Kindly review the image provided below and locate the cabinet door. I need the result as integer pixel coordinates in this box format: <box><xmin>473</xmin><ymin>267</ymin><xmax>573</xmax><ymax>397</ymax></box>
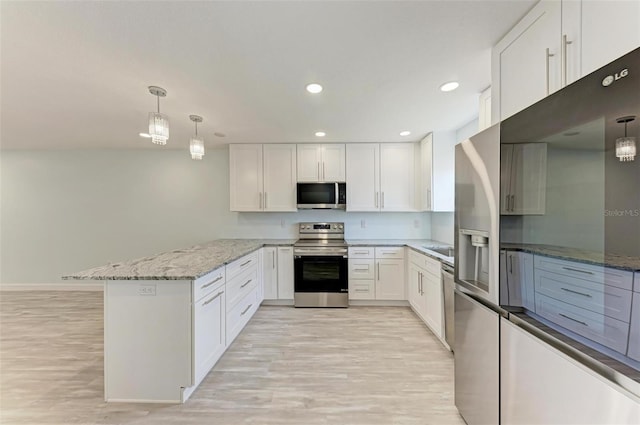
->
<box><xmin>229</xmin><ymin>144</ymin><xmax>263</xmax><ymax>211</ymax></box>
<box><xmin>580</xmin><ymin>0</ymin><xmax>640</xmax><ymax>78</ymax></box>
<box><xmin>379</xmin><ymin>143</ymin><xmax>416</xmax><ymax>211</ymax></box>
<box><xmin>408</xmin><ymin>264</ymin><xmax>422</xmax><ymax>310</ymax></box>
<box><xmin>263</xmin><ymin>144</ymin><xmax>297</xmax><ymax>211</ymax></box>
<box><xmin>423</xmin><ymin>271</ymin><xmax>443</xmax><ymax>338</ymax></box>
<box><xmin>296</xmin><ymin>144</ymin><xmax>322</xmax><ymax>182</ymax></box>
<box><xmin>506</xmin><ymin>251</ymin><xmax>537</xmax><ymax>311</ymax></box>
<box><xmin>321</xmin><ymin>144</ymin><xmax>346</xmax><ymax>182</ymax></box>
<box><xmin>420</xmin><ymin>134</ymin><xmax>433</xmax><ymax>211</ymax></box>
<box><xmin>346</xmin><ymin>144</ymin><xmax>380</xmax><ymax>211</ymax></box>
<box><xmin>495</xmin><ymin>0</ymin><xmax>562</xmax><ymax>121</ymax></box>
<box><xmin>262</xmin><ymin>247</ymin><xmax>278</xmax><ymax>300</ymax></box>
<box><xmin>509</xmin><ymin>143</ymin><xmax>547</xmax><ymax>215</ymax></box>
<box><xmin>375</xmin><ymin>259</ymin><xmax>405</xmax><ymax>300</ymax></box>
<box><xmin>277</xmin><ymin>247</ymin><xmax>294</xmax><ymax>299</ymax></box>
<box><xmin>193</xmin><ymin>289</ymin><xmax>226</xmax><ymax>384</ymax></box>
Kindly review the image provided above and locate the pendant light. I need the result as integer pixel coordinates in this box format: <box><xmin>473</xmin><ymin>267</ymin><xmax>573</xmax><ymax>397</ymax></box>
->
<box><xmin>148</xmin><ymin>86</ymin><xmax>169</xmax><ymax>145</ymax></box>
<box><xmin>615</xmin><ymin>116</ymin><xmax>636</xmax><ymax>162</ymax></box>
<box><xmin>189</xmin><ymin>115</ymin><xmax>205</xmax><ymax>160</ymax></box>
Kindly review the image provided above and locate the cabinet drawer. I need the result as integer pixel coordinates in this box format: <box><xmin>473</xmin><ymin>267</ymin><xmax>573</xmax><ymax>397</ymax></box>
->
<box><xmin>534</xmin><ymin>256</ymin><xmax>633</xmax><ymax>291</ymax></box>
<box><xmin>226</xmin><ymin>251</ymin><xmax>259</xmax><ymax>282</ymax></box>
<box><xmin>349</xmin><ymin>280</ymin><xmax>375</xmax><ymax>300</ymax></box>
<box><xmin>349</xmin><ymin>259</ymin><xmax>375</xmax><ymax>280</ymax></box>
<box><xmin>348</xmin><ymin>247</ymin><xmax>375</xmax><ymax>259</ymax></box>
<box><xmin>534</xmin><ymin>270</ymin><xmax>632</xmax><ymax>322</ymax></box>
<box><xmin>409</xmin><ymin>250</ymin><xmax>441</xmax><ymax>277</ymax></box>
<box><xmin>536</xmin><ymin>293</ymin><xmax>630</xmax><ymax>354</ymax></box>
<box><xmin>375</xmin><ymin>247</ymin><xmax>404</xmax><ymax>259</ymax></box>
<box><xmin>226</xmin><ymin>287</ymin><xmax>259</xmax><ymax>346</ymax></box>
<box><xmin>226</xmin><ymin>266</ymin><xmax>258</xmax><ymax>312</ymax></box>
<box><xmin>193</xmin><ymin>267</ymin><xmax>225</xmax><ymax>302</ymax></box>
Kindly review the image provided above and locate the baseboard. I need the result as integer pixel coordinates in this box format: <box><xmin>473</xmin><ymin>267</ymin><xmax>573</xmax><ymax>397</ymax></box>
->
<box><xmin>261</xmin><ymin>299</ymin><xmax>295</xmax><ymax>306</ymax></box>
<box><xmin>0</xmin><ymin>282</ymin><xmax>104</xmax><ymax>291</ymax></box>
<box><xmin>348</xmin><ymin>300</ymin><xmax>410</xmax><ymax>307</ymax></box>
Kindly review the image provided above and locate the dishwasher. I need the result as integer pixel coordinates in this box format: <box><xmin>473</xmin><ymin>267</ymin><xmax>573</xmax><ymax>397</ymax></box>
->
<box><xmin>441</xmin><ymin>263</ymin><xmax>455</xmax><ymax>350</ymax></box>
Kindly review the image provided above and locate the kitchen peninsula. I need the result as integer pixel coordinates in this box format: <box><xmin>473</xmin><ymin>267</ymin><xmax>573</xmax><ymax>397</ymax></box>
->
<box><xmin>64</xmin><ymin>238</ymin><xmax>453</xmax><ymax>403</ymax></box>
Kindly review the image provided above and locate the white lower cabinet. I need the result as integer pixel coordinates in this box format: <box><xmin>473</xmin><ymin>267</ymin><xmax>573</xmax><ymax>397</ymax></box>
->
<box><xmin>261</xmin><ymin>246</ymin><xmax>294</xmax><ymax>301</ymax></box>
<box><xmin>347</xmin><ymin>246</ymin><xmax>405</xmax><ymax>300</ymax></box>
<box><xmin>501</xmin><ymin>318</ymin><xmax>640</xmax><ymax>424</ymax></box>
<box><xmin>628</xmin><ymin>292</ymin><xmax>640</xmax><ymax>361</ymax></box>
<box><xmin>408</xmin><ymin>250</ymin><xmax>443</xmax><ymax>340</ymax></box>
<box><xmin>376</xmin><ymin>259</ymin><xmax>405</xmax><ymax>300</ymax></box>
<box><xmin>193</xmin><ymin>279</ymin><xmax>226</xmax><ymax>385</ymax></box>
<box><xmin>277</xmin><ymin>247</ymin><xmax>294</xmax><ymax>300</ymax></box>
<box><xmin>504</xmin><ymin>250</ymin><xmax>535</xmax><ymax>311</ymax></box>
<box><xmin>262</xmin><ymin>247</ymin><xmax>278</xmax><ymax>299</ymax></box>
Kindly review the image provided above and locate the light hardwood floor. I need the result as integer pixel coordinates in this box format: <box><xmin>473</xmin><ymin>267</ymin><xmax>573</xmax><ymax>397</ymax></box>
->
<box><xmin>0</xmin><ymin>291</ymin><xmax>464</xmax><ymax>425</ymax></box>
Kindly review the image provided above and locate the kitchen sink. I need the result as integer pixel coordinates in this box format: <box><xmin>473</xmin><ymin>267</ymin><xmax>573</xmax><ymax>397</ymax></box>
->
<box><xmin>423</xmin><ymin>246</ymin><xmax>455</xmax><ymax>257</ymax></box>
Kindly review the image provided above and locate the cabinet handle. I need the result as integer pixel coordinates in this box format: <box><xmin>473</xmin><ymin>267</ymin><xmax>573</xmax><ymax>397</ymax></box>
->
<box><xmin>375</xmin><ymin>192</ymin><xmax>379</xmax><ymax>208</ymax></box>
<box><xmin>545</xmin><ymin>48</ymin><xmax>555</xmax><ymax>95</ymax></box>
<box><xmin>355</xmin><ymin>289</ymin><xmax>368</xmax><ymax>293</ymax></box>
<box><xmin>272</xmin><ymin>251</ymin><xmax>275</xmax><ymax>268</ymax></box>
<box><xmin>561</xmin><ymin>287</ymin><xmax>592</xmax><ymax>298</ymax></box>
<box><xmin>354</xmin><ymin>251</ymin><xmax>369</xmax><ymax>255</ymax></box>
<box><xmin>203</xmin><ymin>291</ymin><xmax>224</xmax><ymax>306</ymax></box>
<box><xmin>354</xmin><ymin>267</ymin><xmax>369</xmax><ymax>271</ymax></box>
<box><xmin>201</xmin><ymin>275</ymin><xmax>223</xmax><ymax>289</ymax></box>
<box><xmin>240</xmin><ymin>259</ymin><xmax>252</xmax><ymax>267</ymax></box>
<box><xmin>427</xmin><ymin>189</ymin><xmax>431</xmax><ymax>209</ymax></box>
<box><xmin>561</xmin><ymin>266</ymin><xmax>594</xmax><ymax>275</ymax></box>
<box><xmin>559</xmin><ymin>313</ymin><xmax>588</xmax><ymax>327</ymax></box>
<box><xmin>241</xmin><ymin>304</ymin><xmax>253</xmax><ymax>315</ymax></box>
<box><xmin>562</xmin><ymin>34</ymin><xmax>573</xmax><ymax>87</ymax></box>
<box><xmin>318</xmin><ymin>162</ymin><xmax>321</xmax><ymax>181</ymax></box>
<box><xmin>510</xmin><ymin>195</ymin><xmax>515</xmax><ymax>212</ymax></box>
<box><xmin>418</xmin><ymin>273</ymin><xmax>422</xmax><ymax>294</ymax></box>
<box><xmin>241</xmin><ymin>279</ymin><xmax>252</xmax><ymax>288</ymax></box>
<box><xmin>259</xmin><ymin>192</ymin><xmax>263</xmax><ymax>210</ymax></box>
<box><xmin>377</xmin><ymin>262</ymin><xmax>380</xmax><ymax>280</ymax></box>
<box><xmin>505</xmin><ymin>195</ymin><xmax>510</xmax><ymax>212</ymax></box>
<box><xmin>264</xmin><ymin>192</ymin><xmax>267</xmax><ymax>209</ymax></box>
<box><xmin>509</xmin><ymin>255</ymin><xmax>513</xmax><ymax>274</ymax></box>
<box><xmin>323</xmin><ymin>162</ymin><xmax>326</xmax><ymax>181</ymax></box>
<box><xmin>382</xmin><ymin>192</ymin><xmax>385</xmax><ymax>209</ymax></box>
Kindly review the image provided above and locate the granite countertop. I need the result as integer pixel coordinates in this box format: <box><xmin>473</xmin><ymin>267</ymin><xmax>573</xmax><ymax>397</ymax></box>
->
<box><xmin>63</xmin><ymin>239</ymin><xmax>296</xmax><ymax>281</ymax></box>
<box><xmin>347</xmin><ymin>239</ymin><xmax>455</xmax><ymax>266</ymax></box>
<box><xmin>502</xmin><ymin>243</ymin><xmax>640</xmax><ymax>272</ymax></box>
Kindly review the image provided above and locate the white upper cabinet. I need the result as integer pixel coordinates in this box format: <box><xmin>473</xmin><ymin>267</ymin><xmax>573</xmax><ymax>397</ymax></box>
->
<box><xmin>347</xmin><ymin>143</ymin><xmax>417</xmax><ymax>212</ymax></box>
<box><xmin>478</xmin><ymin>87</ymin><xmax>492</xmax><ymax>132</ymax></box>
<box><xmin>229</xmin><ymin>144</ymin><xmax>263</xmax><ymax>212</ymax></box>
<box><xmin>229</xmin><ymin>144</ymin><xmax>297</xmax><ymax>212</ymax></box>
<box><xmin>379</xmin><ymin>143</ymin><xmax>416</xmax><ymax>211</ymax></box>
<box><xmin>493</xmin><ymin>0</ymin><xmax>562</xmax><ymax>122</ymax></box>
<box><xmin>419</xmin><ymin>132</ymin><xmax>455</xmax><ymax>212</ymax></box>
<box><xmin>296</xmin><ymin>144</ymin><xmax>345</xmax><ymax>182</ymax></box>
<box><xmin>501</xmin><ymin>143</ymin><xmax>547</xmax><ymax>215</ymax></box>
<box><xmin>263</xmin><ymin>144</ymin><xmax>297</xmax><ymax>211</ymax></box>
<box><xmin>345</xmin><ymin>144</ymin><xmax>380</xmax><ymax>211</ymax></box>
<box><xmin>493</xmin><ymin>0</ymin><xmax>640</xmax><ymax>123</ymax></box>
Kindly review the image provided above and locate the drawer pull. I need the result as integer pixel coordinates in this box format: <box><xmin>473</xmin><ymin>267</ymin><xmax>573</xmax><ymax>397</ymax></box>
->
<box><xmin>201</xmin><ymin>275</ymin><xmax>223</xmax><ymax>289</ymax></box>
<box><xmin>203</xmin><ymin>291</ymin><xmax>224</xmax><ymax>306</ymax></box>
<box><xmin>559</xmin><ymin>313</ymin><xmax>588</xmax><ymax>327</ymax></box>
<box><xmin>562</xmin><ymin>266</ymin><xmax>593</xmax><ymax>275</ymax></box>
<box><xmin>240</xmin><ymin>279</ymin><xmax>252</xmax><ymax>288</ymax></box>
<box><xmin>353</xmin><ymin>267</ymin><xmax>369</xmax><ymax>271</ymax></box>
<box><xmin>561</xmin><ymin>287</ymin><xmax>592</xmax><ymax>298</ymax></box>
<box><xmin>240</xmin><ymin>259</ymin><xmax>252</xmax><ymax>267</ymax></box>
<box><xmin>355</xmin><ymin>289</ymin><xmax>369</xmax><ymax>293</ymax></box>
<box><xmin>354</xmin><ymin>251</ymin><xmax>369</xmax><ymax>254</ymax></box>
<box><xmin>241</xmin><ymin>304</ymin><xmax>253</xmax><ymax>315</ymax></box>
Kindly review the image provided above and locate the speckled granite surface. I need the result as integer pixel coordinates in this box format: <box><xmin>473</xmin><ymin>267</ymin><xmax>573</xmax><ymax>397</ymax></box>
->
<box><xmin>347</xmin><ymin>239</ymin><xmax>454</xmax><ymax>266</ymax></box>
<box><xmin>502</xmin><ymin>243</ymin><xmax>640</xmax><ymax>272</ymax></box>
<box><xmin>63</xmin><ymin>239</ymin><xmax>296</xmax><ymax>281</ymax></box>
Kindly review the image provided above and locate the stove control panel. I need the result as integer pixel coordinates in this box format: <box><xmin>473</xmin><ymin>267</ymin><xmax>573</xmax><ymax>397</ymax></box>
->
<box><xmin>298</xmin><ymin>222</ymin><xmax>344</xmax><ymax>235</ymax></box>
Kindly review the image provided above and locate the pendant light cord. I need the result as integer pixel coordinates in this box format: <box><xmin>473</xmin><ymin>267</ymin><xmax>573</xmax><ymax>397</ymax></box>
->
<box><xmin>195</xmin><ymin>121</ymin><xmax>198</xmax><ymax>136</ymax></box>
<box><xmin>157</xmin><ymin>95</ymin><xmax>160</xmax><ymax>113</ymax></box>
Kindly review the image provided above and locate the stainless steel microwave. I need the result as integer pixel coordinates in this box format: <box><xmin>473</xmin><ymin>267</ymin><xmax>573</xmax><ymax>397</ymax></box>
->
<box><xmin>296</xmin><ymin>182</ymin><xmax>346</xmax><ymax>209</ymax></box>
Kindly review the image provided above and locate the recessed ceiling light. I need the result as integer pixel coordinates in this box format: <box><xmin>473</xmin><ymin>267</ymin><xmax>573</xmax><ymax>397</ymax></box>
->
<box><xmin>139</xmin><ymin>132</ymin><xmax>151</xmax><ymax>138</ymax></box>
<box><xmin>399</xmin><ymin>131</ymin><xmax>411</xmax><ymax>137</ymax></box>
<box><xmin>214</xmin><ymin>132</ymin><xmax>226</xmax><ymax>138</ymax></box>
<box><xmin>440</xmin><ymin>81</ymin><xmax>459</xmax><ymax>92</ymax></box>
<box><xmin>306</xmin><ymin>83</ymin><xmax>323</xmax><ymax>94</ymax></box>
<box><xmin>315</xmin><ymin>131</ymin><xmax>326</xmax><ymax>137</ymax></box>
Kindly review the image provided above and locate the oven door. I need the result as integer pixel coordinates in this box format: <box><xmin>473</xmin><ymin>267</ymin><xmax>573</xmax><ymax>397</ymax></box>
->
<box><xmin>294</xmin><ymin>255</ymin><xmax>348</xmax><ymax>293</ymax></box>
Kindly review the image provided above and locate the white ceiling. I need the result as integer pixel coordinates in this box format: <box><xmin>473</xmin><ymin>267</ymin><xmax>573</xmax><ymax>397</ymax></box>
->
<box><xmin>1</xmin><ymin>0</ymin><xmax>536</xmax><ymax>150</ymax></box>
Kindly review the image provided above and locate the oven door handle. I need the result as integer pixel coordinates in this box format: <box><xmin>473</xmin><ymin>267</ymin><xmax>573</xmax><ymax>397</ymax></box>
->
<box><xmin>295</xmin><ymin>254</ymin><xmax>348</xmax><ymax>259</ymax></box>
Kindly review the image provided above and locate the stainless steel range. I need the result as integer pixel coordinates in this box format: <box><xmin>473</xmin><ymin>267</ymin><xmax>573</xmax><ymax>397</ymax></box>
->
<box><xmin>293</xmin><ymin>222</ymin><xmax>348</xmax><ymax>308</ymax></box>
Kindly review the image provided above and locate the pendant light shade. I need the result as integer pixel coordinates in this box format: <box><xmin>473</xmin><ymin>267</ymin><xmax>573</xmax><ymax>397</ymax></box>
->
<box><xmin>189</xmin><ymin>115</ymin><xmax>205</xmax><ymax>160</ymax></box>
<box><xmin>615</xmin><ymin>116</ymin><xmax>636</xmax><ymax>162</ymax></box>
<box><xmin>148</xmin><ymin>86</ymin><xmax>169</xmax><ymax>145</ymax></box>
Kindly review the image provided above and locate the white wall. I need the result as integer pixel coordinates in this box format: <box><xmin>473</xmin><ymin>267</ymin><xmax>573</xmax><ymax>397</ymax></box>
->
<box><xmin>0</xmin><ymin>147</ymin><xmax>429</xmax><ymax>284</ymax></box>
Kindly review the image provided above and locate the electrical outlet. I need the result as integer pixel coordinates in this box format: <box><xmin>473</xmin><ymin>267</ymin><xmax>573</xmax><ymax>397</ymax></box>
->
<box><xmin>361</xmin><ymin>219</ymin><xmax>366</xmax><ymax>228</ymax></box>
<box><xmin>139</xmin><ymin>284</ymin><xmax>156</xmax><ymax>296</ymax></box>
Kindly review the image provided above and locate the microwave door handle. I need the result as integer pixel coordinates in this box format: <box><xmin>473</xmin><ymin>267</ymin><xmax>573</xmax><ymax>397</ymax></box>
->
<box><xmin>335</xmin><ymin>182</ymin><xmax>339</xmax><ymax>205</ymax></box>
